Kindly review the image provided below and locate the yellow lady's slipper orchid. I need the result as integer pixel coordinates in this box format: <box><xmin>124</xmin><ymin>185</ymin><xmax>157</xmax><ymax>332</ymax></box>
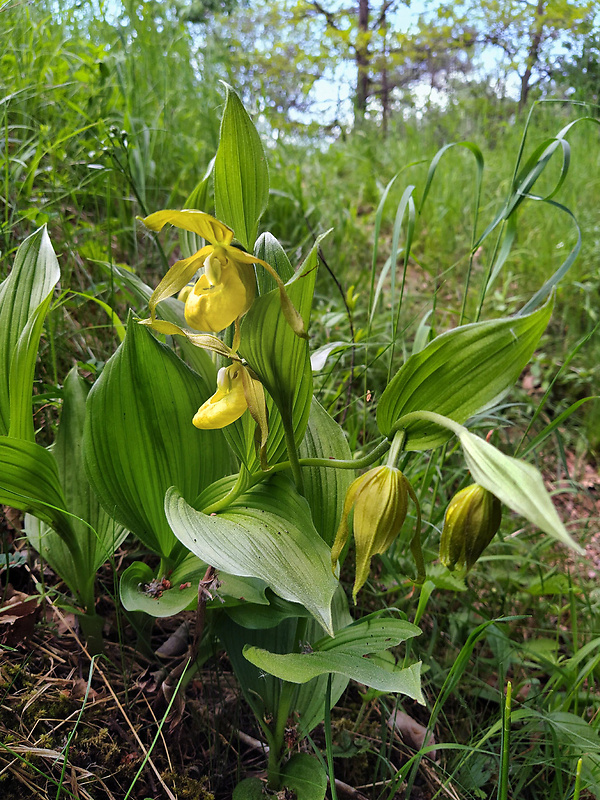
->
<box><xmin>193</xmin><ymin>364</ymin><xmax>248</xmax><ymax>429</ymax></box>
<box><xmin>138</xmin><ymin>209</ymin><xmax>307</xmax><ymax>339</ymax></box>
<box><xmin>193</xmin><ymin>364</ymin><xmax>269</xmax><ymax>468</ymax></box>
<box><xmin>140</xmin><ymin>209</ymin><xmax>258</xmax><ymax>333</ymax></box>
<box><xmin>184</xmin><ymin>248</ymin><xmax>256</xmax><ymax>333</ymax></box>
<box><xmin>331</xmin><ymin>465</ymin><xmax>410</xmax><ymax>602</ymax></box>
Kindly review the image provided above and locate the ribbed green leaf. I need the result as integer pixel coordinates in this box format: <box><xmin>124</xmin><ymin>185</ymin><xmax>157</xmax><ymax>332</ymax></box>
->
<box><xmin>254</xmin><ymin>231</ymin><xmax>294</xmax><ymax>293</ymax></box>
<box><xmin>299</xmin><ymin>398</ymin><xmax>354</xmax><ymax>546</ymax></box>
<box><xmin>120</xmin><ymin>553</ymin><xmax>268</xmax><ymax>617</ymax></box>
<box><xmin>232</xmin><ymin>778</ymin><xmax>263</xmax><ymax>800</ymax></box>
<box><xmin>214</xmin><ymin>84</ymin><xmax>269</xmax><ymax>251</ymax></box>
<box><xmin>314</xmin><ymin>613</ymin><xmax>421</xmax><ymax>654</ymax></box>
<box><xmin>458</xmin><ymin>428</ymin><xmax>584</xmax><ymax>554</ymax></box>
<box><xmin>108</xmin><ymin>265</ymin><xmax>217</xmax><ymax>387</ymax></box>
<box><xmin>0</xmin><ymin>436</ymin><xmax>74</xmax><ymax>546</ymax></box>
<box><xmin>238</xmin><ymin>242</ymin><xmax>318</xmax><ymax>456</ymax></box>
<box><xmin>217</xmin><ymin>585</ymin><xmax>351</xmax><ymax>737</ymax></box>
<box><xmin>24</xmin><ymin>368</ymin><xmax>127</xmax><ymax>603</ymax></box>
<box><xmin>165</xmin><ymin>476</ymin><xmax>338</xmax><ymax>634</ymax></box>
<box><xmin>84</xmin><ymin>315</ymin><xmax>229</xmax><ymax>559</ymax></box>
<box><xmin>279</xmin><ymin>753</ymin><xmax>327</xmax><ymax>800</ymax></box>
<box><xmin>244</xmin><ymin>647</ymin><xmax>423</xmax><ymax>700</ymax></box>
<box><xmin>377</xmin><ymin>298</ymin><xmax>553</xmax><ymax>448</ymax></box>
<box><xmin>0</xmin><ymin>226</ymin><xmax>60</xmax><ymax>439</ymax></box>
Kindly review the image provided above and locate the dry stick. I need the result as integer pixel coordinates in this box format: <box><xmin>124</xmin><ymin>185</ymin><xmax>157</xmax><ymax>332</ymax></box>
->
<box><xmin>48</xmin><ymin>600</ymin><xmax>177</xmax><ymax>800</ymax></box>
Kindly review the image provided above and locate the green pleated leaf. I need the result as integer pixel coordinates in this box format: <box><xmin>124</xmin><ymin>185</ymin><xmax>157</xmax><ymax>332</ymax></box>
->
<box><xmin>244</xmin><ymin>613</ymin><xmax>423</xmax><ymax>700</ymax></box>
<box><xmin>458</xmin><ymin>428</ymin><xmax>584</xmax><ymax>554</ymax></box>
<box><xmin>238</xmin><ymin>241</ymin><xmax>318</xmax><ymax>457</ymax></box>
<box><xmin>232</xmin><ymin>778</ymin><xmax>264</xmax><ymax>800</ymax></box>
<box><xmin>299</xmin><ymin>398</ymin><xmax>354</xmax><ymax>546</ymax></box>
<box><xmin>254</xmin><ymin>231</ymin><xmax>294</xmax><ymax>293</ymax></box>
<box><xmin>377</xmin><ymin>298</ymin><xmax>553</xmax><ymax>448</ymax></box>
<box><xmin>120</xmin><ymin>553</ymin><xmax>269</xmax><ymax>617</ymax></box>
<box><xmin>179</xmin><ymin>157</ymin><xmax>215</xmax><ymax>258</ymax></box>
<box><xmin>165</xmin><ymin>476</ymin><xmax>338</xmax><ymax>634</ymax></box>
<box><xmin>214</xmin><ymin>84</ymin><xmax>269</xmax><ymax>251</ymax></box>
<box><xmin>84</xmin><ymin>315</ymin><xmax>230</xmax><ymax>560</ymax></box>
<box><xmin>108</xmin><ymin>265</ymin><xmax>217</xmax><ymax>388</ymax></box>
<box><xmin>0</xmin><ymin>436</ymin><xmax>74</xmax><ymax>546</ymax></box>
<box><xmin>217</xmin><ymin>585</ymin><xmax>351</xmax><ymax>736</ymax></box>
<box><xmin>24</xmin><ymin>368</ymin><xmax>127</xmax><ymax>604</ymax></box>
<box><xmin>0</xmin><ymin>226</ymin><xmax>60</xmax><ymax>439</ymax></box>
<box><xmin>314</xmin><ymin>613</ymin><xmax>421</xmax><ymax>655</ymax></box>
<box><xmin>243</xmin><ymin>648</ymin><xmax>423</xmax><ymax>700</ymax></box>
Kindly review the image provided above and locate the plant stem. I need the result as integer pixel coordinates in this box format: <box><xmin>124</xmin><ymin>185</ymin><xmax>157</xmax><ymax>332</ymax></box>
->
<box><xmin>386</xmin><ymin>429</ymin><xmax>406</xmax><ymax>468</ymax></box>
<box><xmin>282</xmin><ymin>416</ymin><xmax>305</xmax><ymax>494</ymax></box>
<box><xmin>324</xmin><ymin>673</ymin><xmax>339</xmax><ymax>800</ymax></box>
<box><xmin>498</xmin><ymin>680</ymin><xmax>512</xmax><ymax>800</ymax></box>
<box><xmin>201</xmin><ymin>468</ymin><xmax>252</xmax><ymax>514</ymax></box>
<box><xmin>266</xmin><ymin>616</ymin><xmax>307</xmax><ymax>790</ymax></box>
<box><xmin>203</xmin><ymin>439</ymin><xmax>391</xmax><ymax>515</ymax></box>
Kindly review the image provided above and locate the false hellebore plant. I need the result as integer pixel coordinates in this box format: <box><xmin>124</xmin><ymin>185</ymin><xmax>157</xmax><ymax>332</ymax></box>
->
<box><xmin>0</xmin><ymin>85</ymin><xmax>584</xmax><ymax>797</ymax></box>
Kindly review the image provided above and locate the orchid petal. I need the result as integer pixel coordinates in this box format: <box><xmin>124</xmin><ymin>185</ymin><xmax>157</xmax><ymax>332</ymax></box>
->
<box><xmin>148</xmin><ymin>248</ymin><xmax>212</xmax><ymax>319</ymax></box>
<box><xmin>139</xmin><ymin>209</ymin><xmax>234</xmax><ymax>246</ymax></box>
<box><xmin>137</xmin><ymin>317</ymin><xmax>238</xmax><ymax>360</ymax></box>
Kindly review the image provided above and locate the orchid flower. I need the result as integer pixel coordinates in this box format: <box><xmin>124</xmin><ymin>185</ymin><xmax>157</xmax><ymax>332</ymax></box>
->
<box><xmin>138</xmin><ymin>209</ymin><xmax>306</xmax><ymax>338</ymax></box>
<box><xmin>193</xmin><ymin>363</ymin><xmax>269</xmax><ymax>467</ymax></box>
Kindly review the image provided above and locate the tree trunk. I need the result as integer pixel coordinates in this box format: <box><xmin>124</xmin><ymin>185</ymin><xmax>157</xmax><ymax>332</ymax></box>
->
<box><xmin>518</xmin><ymin>0</ymin><xmax>545</xmax><ymax>111</ymax></box>
<box><xmin>380</xmin><ymin>4</ymin><xmax>389</xmax><ymax>135</ymax></box>
<box><xmin>355</xmin><ymin>0</ymin><xmax>370</xmax><ymax>119</ymax></box>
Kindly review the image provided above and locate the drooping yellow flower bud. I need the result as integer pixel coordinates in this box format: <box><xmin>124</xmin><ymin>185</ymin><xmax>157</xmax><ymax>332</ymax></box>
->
<box><xmin>193</xmin><ymin>364</ymin><xmax>248</xmax><ymax>429</ymax></box>
<box><xmin>184</xmin><ymin>247</ymin><xmax>256</xmax><ymax>333</ymax></box>
<box><xmin>331</xmin><ymin>466</ymin><xmax>410</xmax><ymax>602</ymax></box>
<box><xmin>439</xmin><ymin>484</ymin><xmax>502</xmax><ymax>572</ymax></box>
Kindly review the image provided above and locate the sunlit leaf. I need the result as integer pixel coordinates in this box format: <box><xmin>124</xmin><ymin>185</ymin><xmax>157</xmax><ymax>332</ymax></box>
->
<box><xmin>0</xmin><ymin>226</ymin><xmax>60</xmax><ymax>439</ymax></box>
<box><xmin>24</xmin><ymin>368</ymin><xmax>127</xmax><ymax>602</ymax></box>
<box><xmin>165</xmin><ymin>476</ymin><xmax>338</xmax><ymax>634</ymax></box>
<box><xmin>0</xmin><ymin>436</ymin><xmax>74</xmax><ymax>546</ymax></box>
<box><xmin>214</xmin><ymin>84</ymin><xmax>269</xmax><ymax>251</ymax></box>
<box><xmin>377</xmin><ymin>297</ymin><xmax>553</xmax><ymax>448</ymax></box>
<box><xmin>458</xmin><ymin>428</ymin><xmax>584</xmax><ymax>553</ymax></box>
<box><xmin>243</xmin><ymin>648</ymin><xmax>423</xmax><ymax>699</ymax></box>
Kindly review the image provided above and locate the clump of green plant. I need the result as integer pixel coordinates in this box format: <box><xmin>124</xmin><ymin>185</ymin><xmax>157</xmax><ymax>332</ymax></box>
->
<box><xmin>2</xmin><ymin>82</ymin><xmax>594</xmax><ymax>800</ymax></box>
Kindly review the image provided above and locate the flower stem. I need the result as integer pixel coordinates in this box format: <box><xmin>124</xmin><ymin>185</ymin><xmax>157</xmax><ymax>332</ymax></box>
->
<box><xmin>282</xmin><ymin>417</ymin><xmax>305</xmax><ymax>494</ymax></box>
<box><xmin>203</xmin><ymin>439</ymin><xmax>392</xmax><ymax>516</ymax></box>
<box><xmin>386</xmin><ymin>429</ymin><xmax>406</xmax><ymax>468</ymax></box>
